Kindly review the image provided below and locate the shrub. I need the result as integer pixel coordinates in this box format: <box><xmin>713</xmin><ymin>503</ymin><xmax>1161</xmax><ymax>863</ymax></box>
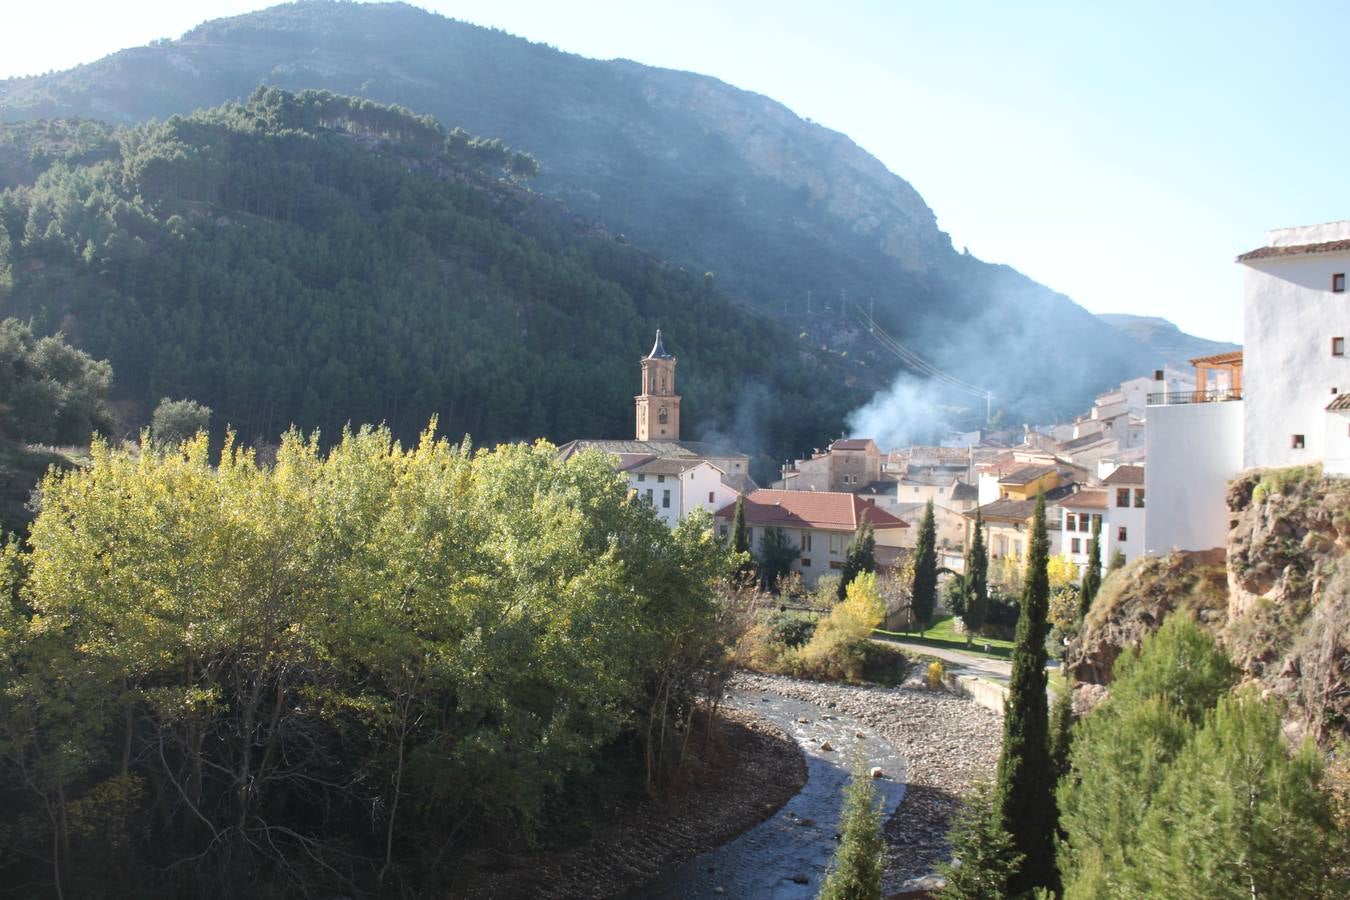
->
<box><xmin>926</xmin><ymin>659</ymin><xmax>946</xmax><ymax>690</ymax></box>
<box><xmin>939</xmin><ymin>781</ymin><xmax>1021</xmax><ymax>899</ymax></box>
<box><xmin>766</xmin><ymin>609</ymin><xmax>818</xmax><ymax>649</ymax></box>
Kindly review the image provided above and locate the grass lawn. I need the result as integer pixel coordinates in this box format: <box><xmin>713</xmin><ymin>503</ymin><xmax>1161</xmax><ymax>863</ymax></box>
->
<box><xmin>873</xmin><ymin>614</ymin><xmax>1016</xmax><ymax>660</ymax></box>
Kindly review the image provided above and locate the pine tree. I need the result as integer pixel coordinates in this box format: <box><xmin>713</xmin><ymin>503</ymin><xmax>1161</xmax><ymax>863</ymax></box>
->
<box><xmin>939</xmin><ymin>781</ymin><xmax>1022</xmax><ymax>900</ymax></box>
<box><xmin>962</xmin><ymin>510</ymin><xmax>988</xmax><ymax>647</ymax></box>
<box><xmin>837</xmin><ymin>519</ymin><xmax>876</xmax><ymax>601</ymax></box>
<box><xmin>820</xmin><ymin>756</ymin><xmax>885</xmax><ymax>900</ymax></box>
<box><xmin>994</xmin><ymin>493</ymin><xmax>1057</xmax><ymax>896</ymax></box>
<box><xmin>911</xmin><ymin>499</ymin><xmax>938</xmax><ymax>633</ymax></box>
<box><xmin>1077</xmin><ymin>516</ymin><xmax>1102</xmax><ymax>622</ymax></box>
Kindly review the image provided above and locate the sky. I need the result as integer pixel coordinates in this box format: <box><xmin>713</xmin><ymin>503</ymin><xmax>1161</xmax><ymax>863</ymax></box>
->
<box><xmin>5</xmin><ymin>1</ymin><xmax>1348</xmax><ymax>343</ymax></box>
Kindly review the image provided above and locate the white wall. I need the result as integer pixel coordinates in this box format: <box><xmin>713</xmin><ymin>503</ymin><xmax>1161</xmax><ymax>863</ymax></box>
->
<box><xmin>1145</xmin><ymin>400</ymin><xmax>1244</xmax><ymax>554</ymax></box>
<box><xmin>1105</xmin><ymin>487</ymin><xmax>1147</xmax><ymax>566</ymax></box>
<box><xmin>1326</xmin><ymin>410</ymin><xmax>1350</xmax><ymax>477</ymax></box>
<box><xmin>1242</xmin><ymin>245</ymin><xmax>1350</xmax><ymax>470</ymax></box>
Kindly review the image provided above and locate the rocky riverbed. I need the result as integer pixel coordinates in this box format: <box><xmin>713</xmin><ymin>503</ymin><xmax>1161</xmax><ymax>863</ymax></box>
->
<box><xmin>730</xmin><ymin>671</ymin><xmax>1003</xmax><ymax>892</ymax></box>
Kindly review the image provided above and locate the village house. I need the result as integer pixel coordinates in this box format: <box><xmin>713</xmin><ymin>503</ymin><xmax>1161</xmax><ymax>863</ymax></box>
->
<box><xmin>714</xmin><ymin>489</ymin><xmax>909</xmax><ymax>586</ymax></box>
<box><xmin>1146</xmin><ymin>219</ymin><xmax>1350</xmax><ymax>553</ymax></box>
<box><xmin>1059</xmin><ymin>489</ymin><xmax>1107</xmax><ymax>575</ymax></box>
<box><xmin>776</xmin><ymin>438</ymin><xmax>882</xmax><ymax>492</ymax></box>
<box><xmin>616</xmin><ymin>455</ymin><xmax>738</xmax><ymax>529</ymax></box>
<box><xmin>962</xmin><ymin>487</ymin><xmax>1072</xmax><ymax>563</ymax></box>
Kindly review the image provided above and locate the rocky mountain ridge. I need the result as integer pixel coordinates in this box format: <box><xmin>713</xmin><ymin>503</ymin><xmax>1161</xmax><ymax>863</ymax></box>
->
<box><xmin>0</xmin><ymin>0</ymin><xmax>1154</xmax><ymax>423</ymax></box>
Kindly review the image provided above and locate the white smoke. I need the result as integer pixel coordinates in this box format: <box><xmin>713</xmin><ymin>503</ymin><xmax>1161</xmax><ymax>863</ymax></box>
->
<box><xmin>844</xmin><ymin>374</ymin><xmax>948</xmax><ymax>448</ymax></box>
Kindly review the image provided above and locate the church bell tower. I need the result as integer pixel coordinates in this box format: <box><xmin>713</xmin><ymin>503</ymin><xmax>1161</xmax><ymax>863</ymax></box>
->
<box><xmin>635</xmin><ymin>330</ymin><xmax>681</xmax><ymax>441</ymax></box>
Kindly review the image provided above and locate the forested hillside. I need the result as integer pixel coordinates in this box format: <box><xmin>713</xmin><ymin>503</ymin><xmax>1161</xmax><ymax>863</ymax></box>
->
<box><xmin>0</xmin><ymin>89</ymin><xmax>856</xmax><ymax>463</ymax></box>
<box><xmin>0</xmin><ymin>0</ymin><xmax>1155</xmax><ymax>421</ymax></box>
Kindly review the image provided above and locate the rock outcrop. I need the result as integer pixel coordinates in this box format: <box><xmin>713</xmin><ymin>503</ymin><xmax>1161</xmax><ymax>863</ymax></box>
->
<box><xmin>1066</xmin><ymin>466</ymin><xmax>1349</xmax><ymax>742</ymax></box>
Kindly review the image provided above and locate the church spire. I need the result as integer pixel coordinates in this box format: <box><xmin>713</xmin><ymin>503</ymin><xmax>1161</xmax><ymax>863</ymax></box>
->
<box><xmin>646</xmin><ymin>328</ymin><xmax>674</xmax><ymax>360</ymax></box>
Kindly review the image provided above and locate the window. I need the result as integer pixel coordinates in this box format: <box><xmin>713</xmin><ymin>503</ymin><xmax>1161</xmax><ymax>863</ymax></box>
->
<box><xmin>829</xmin><ymin>560</ymin><xmax>844</xmax><ymax>570</ymax></box>
<box><xmin>645</xmin><ymin>489</ymin><xmax>653</xmax><ymax>504</ymax></box>
<box><xmin>1292</xmin><ymin>434</ymin><xmax>1306</xmax><ymax>450</ymax></box>
<box><xmin>1066</xmin><ymin>513</ymin><xmax>1077</xmax><ymax>530</ymax></box>
<box><xmin>746</xmin><ymin>528</ymin><xmax>753</xmax><ymax>544</ymax></box>
<box><xmin>708</xmin><ymin>491</ymin><xmax>715</xmax><ymax>503</ymax></box>
<box><xmin>1154</xmin><ymin>369</ymin><xmax>1164</xmax><ymax>381</ymax></box>
<box><xmin>829</xmin><ymin>533</ymin><xmax>845</xmax><ymax>553</ymax></box>
<box><xmin>801</xmin><ymin>532</ymin><xmax>813</xmax><ymax>552</ymax></box>
<box><xmin>1334</xmin><ymin>273</ymin><xmax>1346</xmax><ymax>293</ymax></box>
<box><xmin>800</xmin><ymin>558</ymin><xmax>812</xmax><ymax>567</ymax></box>
<box><xmin>657</xmin><ymin>475</ymin><xmax>666</xmax><ymax>484</ymax></box>
<box><xmin>1079</xmin><ymin>516</ymin><xmax>1090</xmax><ymax>533</ymax></box>
<box><xmin>1117</xmin><ymin>526</ymin><xmax>1128</xmax><ymax>543</ymax></box>
<box><xmin>637</xmin><ymin>474</ymin><xmax>646</xmax><ymax>482</ymax></box>
<box><xmin>1334</xmin><ymin>337</ymin><xmax>1346</xmax><ymax>357</ymax></box>
<box><xmin>1071</xmin><ymin>537</ymin><xmax>1081</xmax><ymax>554</ymax></box>
<box><xmin>1116</xmin><ymin>487</ymin><xmax>1130</xmax><ymax>508</ymax></box>
<box><xmin>1134</xmin><ymin>488</ymin><xmax>1146</xmax><ymax>509</ymax></box>
<box><xmin>662</xmin><ymin>489</ymin><xmax>671</xmax><ymax>509</ymax></box>
<box><xmin>719</xmin><ymin>525</ymin><xmax>728</xmax><ymax>538</ymax></box>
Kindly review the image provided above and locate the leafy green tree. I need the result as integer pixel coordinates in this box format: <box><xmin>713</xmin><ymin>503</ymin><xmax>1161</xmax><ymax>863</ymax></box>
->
<box><xmin>0</xmin><ymin>318</ymin><xmax>112</xmax><ymax>445</ymax></box>
<box><xmin>837</xmin><ymin>518</ymin><xmax>876</xmax><ymax>601</ymax></box>
<box><xmin>758</xmin><ymin>526</ymin><xmax>797</xmax><ymax>592</ymax></box>
<box><xmin>820</xmin><ymin>755</ymin><xmax>885</xmax><ymax>900</ymax></box>
<box><xmin>910</xmin><ymin>500</ymin><xmax>938</xmax><ymax>632</ymax></box>
<box><xmin>1077</xmin><ymin>517</ymin><xmax>1102</xmax><ymax>621</ymax></box>
<box><xmin>150</xmin><ymin>396</ymin><xmax>212</xmax><ymax>446</ymax></box>
<box><xmin>961</xmin><ymin>510</ymin><xmax>989</xmax><ymax>647</ymax></box>
<box><xmin>939</xmin><ymin>781</ymin><xmax>1022</xmax><ymax>900</ymax></box>
<box><xmin>994</xmin><ymin>493</ymin><xmax>1056</xmax><ymax>896</ymax></box>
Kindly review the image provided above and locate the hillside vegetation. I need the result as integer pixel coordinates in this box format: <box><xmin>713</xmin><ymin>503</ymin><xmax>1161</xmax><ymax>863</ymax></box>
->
<box><xmin>0</xmin><ymin>0</ymin><xmax>1154</xmax><ymax>423</ymax></box>
<box><xmin>0</xmin><ymin>89</ymin><xmax>855</xmax><ymax>469</ymax></box>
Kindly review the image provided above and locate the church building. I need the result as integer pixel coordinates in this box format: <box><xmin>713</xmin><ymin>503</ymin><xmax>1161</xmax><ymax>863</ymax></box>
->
<box><xmin>556</xmin><ymin>331</ymin><xmax>759</xmax><ymax>521</ymax></box>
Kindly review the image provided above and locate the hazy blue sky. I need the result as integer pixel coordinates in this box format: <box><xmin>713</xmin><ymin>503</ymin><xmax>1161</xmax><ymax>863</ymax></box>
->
<box><xmin>5</xmin><ymin>1</ymin><xmax>1348</xmax><ymax>342</ymax></box>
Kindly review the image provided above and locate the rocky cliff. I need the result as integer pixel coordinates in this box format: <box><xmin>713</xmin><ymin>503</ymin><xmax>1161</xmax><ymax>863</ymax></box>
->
<box><xmin>1067</xmin><ymin>466</ymin><xmax>1349</xmax><ymax>741</ymax></box>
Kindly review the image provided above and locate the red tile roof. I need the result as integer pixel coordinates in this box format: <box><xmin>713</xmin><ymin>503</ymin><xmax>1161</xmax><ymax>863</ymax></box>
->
<box><xmin>999</xmin><ymin>463</ymin><xmax>1060</xmax><ymax>485</ymax></box>
<box><xmin>1061</xmin><ymin>489</ymin><xmax>1108</xmax><ymax>509</ymax></box>
<box><xmin>1104</xmin><ymin>465</ymin><xmax>1145</xmax><ymax>485</ymax></box>
<box><xmin>1236</xmin><ymin>239</ymin><xmax>1350</xmax><ymax>262</ymax></box>
<box><xmin>713</xmin><ymin>490</ymin><xmax>908</xmax><ymax>532</ymax></box>
<box><xmin>1328</xmin><ymin>394</ymin><xmax>1350</xmax><ymax>412</ymax></box>
<box><xmin>831</xmin><ymin>438</ymin><xmax>876</xmax><ymax>451</ymax></box>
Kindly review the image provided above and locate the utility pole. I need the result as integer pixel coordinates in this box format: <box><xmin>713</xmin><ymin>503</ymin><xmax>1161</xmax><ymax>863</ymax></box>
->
<box><xmin>985</xmin><ymin>391</ymin><xmax>993</xmax><ymax>425</ymax></box>
<box><xmin>807</xmin><ymin>290</ymin><xmax>812</xmax><ymax>314</ymax></box>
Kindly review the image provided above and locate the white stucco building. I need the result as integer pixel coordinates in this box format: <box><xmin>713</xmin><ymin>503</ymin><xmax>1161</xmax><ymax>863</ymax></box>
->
<box><xmin>620</xmin><ymin>456</ymin><xmax>738</xmax><ymax>529</ymax></box>
<box><xmin>1237</xmin><ymin>221</ymin><xmax>1350</xmax><ymax>476</ymax></box>
<box><xmin>1143</xmin><ymin>219</ymin><xmax>1350</xmax><ymax>554</ymax></box>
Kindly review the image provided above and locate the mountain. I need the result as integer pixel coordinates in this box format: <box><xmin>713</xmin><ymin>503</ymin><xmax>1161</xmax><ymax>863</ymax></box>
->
<box><xmin>0</xmin><ymin>92</ymin><xmax>859</xmax><ymax>474</ymax></box>
<box><xmin>0</xmin><ymin>1</ymin><xmax>1153</xmax><ymax>429</ymax></box>
<box><xmin>1097</xmin><ymin>314</ymin><xmax>1240</xmax><ymax>371</ymax></box>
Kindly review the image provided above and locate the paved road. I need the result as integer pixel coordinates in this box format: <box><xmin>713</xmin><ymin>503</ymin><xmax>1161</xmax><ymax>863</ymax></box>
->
<box><xmin>873</xmin><ymin>636</ymin><xmax>1013</xmax><ymax>683</ymax></box>
<box><xmin>635</xmin><ymin>691</ymin><xmax>907</xmax><ymax>899</ymax></box>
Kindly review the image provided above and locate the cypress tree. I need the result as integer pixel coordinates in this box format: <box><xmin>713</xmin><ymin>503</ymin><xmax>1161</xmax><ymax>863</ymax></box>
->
<box><xmin>730</xmin><ymin>493</ymin><xmax>755</xmax><ymax>584</ymax></box>
<box><xmin>911</xmin><ymin>499</ymin><xmax>938</xmax><ymax>634</ymax></box>
<box><xmin>837</xmin><ymin>519</ymin><xmax>877</xmax><ymax>601</ymax></box>
<box><xmin>1048</xmin><ymin>679</ymin><xmax>1075</xmax><ymax>782</ymax></box>
<box><xmin>1077</xmin><ymin>516</ymin><xmax>1102</xmax><ymax>622</ymax></box>
<box><xmin>962</xmin><ymin>510</ymin><xmax>988</xmax><ymax>648</ymax></box>
<box><xmin>820</xmin><ymin>756</ymin><xmax>885</xmax><ymax>900</ymax></box>
<box><xmin>938</xmin><ymin>782</ymin><xmax>1022</xmax><ymax>900</ymax></box>
<box><xmin>995</xmin><ymin>493</ymin><xmax>1057</xmax><ymax>896</ymax></box>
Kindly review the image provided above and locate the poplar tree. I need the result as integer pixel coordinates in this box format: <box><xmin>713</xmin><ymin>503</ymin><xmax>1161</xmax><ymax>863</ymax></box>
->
<box><xmin>910</xmin><ymin>499</ymin><xmax>938</xmax><ymax>633</ymax></box>
<box><xmin>995</xmin><ymin>493</ymin><xmax>1057</xmax><ymax>896</ymax></box>
<box><xmin>1078</xmin><ymin>516</ymin><xmax>1102</xmax><ymax>621</ymax></box>
<box><xmin>961</xmin><ymin>510</ymin><xmax>989</xmax><ymax>647</ymax></box>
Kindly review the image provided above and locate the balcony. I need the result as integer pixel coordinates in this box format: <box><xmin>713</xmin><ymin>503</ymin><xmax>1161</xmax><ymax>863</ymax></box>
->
<box><xmin>1147</xmin><ymin>388</ymin><xmax>1243</xmax><ymax>406</ymax></box>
